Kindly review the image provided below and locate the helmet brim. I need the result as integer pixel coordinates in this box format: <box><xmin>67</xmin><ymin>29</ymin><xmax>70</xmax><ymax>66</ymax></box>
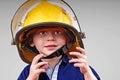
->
<box><xmin>15</xmin><ymin>22</ymin><xmax>84</xmax><ymax>63</ymax></box>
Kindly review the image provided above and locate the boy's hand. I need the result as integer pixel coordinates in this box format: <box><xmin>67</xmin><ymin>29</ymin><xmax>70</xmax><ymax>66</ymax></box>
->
<box><xmin>27</xmin><ymin>54</ymin><xmax>48</xmax><ymax>80</ymax></box>
<box><xmin>69</xmin><ymin>47</ymin><xmax>90</xmax><ymax>74</ymax></box>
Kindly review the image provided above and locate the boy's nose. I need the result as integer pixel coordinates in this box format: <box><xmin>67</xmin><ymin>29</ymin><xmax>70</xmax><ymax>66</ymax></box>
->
<box><xmin>47</xmin><ymin>33</ymin><xmax>55</xmax><ymax>41</ymax></box>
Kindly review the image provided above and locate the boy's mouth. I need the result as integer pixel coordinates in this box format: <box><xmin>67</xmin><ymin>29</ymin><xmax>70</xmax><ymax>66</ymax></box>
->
<box><xmin>45</xmin><ymin>45</ymin><xmax>57</xmax><ymax>50</ymax></box>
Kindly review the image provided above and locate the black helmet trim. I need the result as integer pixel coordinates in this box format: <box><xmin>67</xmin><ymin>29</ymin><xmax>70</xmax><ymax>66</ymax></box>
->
<box><xmin>15</xmin><ymin>22</ymin><xmax>84</xmax><ymax>63</ymax></box>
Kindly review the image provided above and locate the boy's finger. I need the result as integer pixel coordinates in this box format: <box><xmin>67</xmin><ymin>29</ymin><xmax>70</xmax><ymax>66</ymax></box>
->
<box><xmin>37</xmin><ymin>62</ymin><xmax>48</xmax><ymax>69</ymax></box>
<box><xmin>69</xmin><ymin>52</ymin><xmax>84</xmax><ymax>58</ymax></box>
<box><xmin>32</xmin><ymin>54</ymin><xmax>44</xmax><ymax>65</ymax></box>
<box><xmin>76</xmin><ymin>47</ymin><xmax>86</xmax><ymax>55</ymax></box>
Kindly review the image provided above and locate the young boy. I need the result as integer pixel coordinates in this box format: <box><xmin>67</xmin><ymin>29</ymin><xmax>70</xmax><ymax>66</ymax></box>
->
<box><xmin>11</xmin><ymin>0</ymin><xmax>100</xmax><ymax>80</ymax></box>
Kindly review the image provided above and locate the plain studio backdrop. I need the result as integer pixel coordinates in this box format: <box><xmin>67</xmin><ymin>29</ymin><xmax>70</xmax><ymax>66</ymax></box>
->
<box><xmin>0</xmin><ymin>0</ymin><xmax>120</xmax><ymax>80</ymax></box>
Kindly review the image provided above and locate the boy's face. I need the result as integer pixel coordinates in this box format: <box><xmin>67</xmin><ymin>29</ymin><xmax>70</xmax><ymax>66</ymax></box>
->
<box><xmin>30</xmin><ymin>27</ymin><xmax>68</xmax><ymax>57</ymax></box>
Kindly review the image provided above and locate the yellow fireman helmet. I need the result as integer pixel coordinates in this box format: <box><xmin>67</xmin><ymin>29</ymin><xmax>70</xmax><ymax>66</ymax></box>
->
<box><xmin>11</xmin><ymin>0</ymin><xmax>85</xmax><ymax>63</ymax></box>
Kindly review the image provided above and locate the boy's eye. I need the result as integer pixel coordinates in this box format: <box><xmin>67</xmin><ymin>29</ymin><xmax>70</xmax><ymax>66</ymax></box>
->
<box><xmin>54</xmin><ymin>31</ymin><xmax>62</xmax><ymax>35</ymax></box>
<box><xmin>39</xmin><ymin>31</ymin><xmax>47</xmax><ymax>35</ymax></box>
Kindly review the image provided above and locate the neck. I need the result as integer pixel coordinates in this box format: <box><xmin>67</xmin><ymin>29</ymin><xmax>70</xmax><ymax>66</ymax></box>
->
<box><xmin>41</xmin><ymin>56</ymin><xmax>62</xmax><ymax>69</ymax></box>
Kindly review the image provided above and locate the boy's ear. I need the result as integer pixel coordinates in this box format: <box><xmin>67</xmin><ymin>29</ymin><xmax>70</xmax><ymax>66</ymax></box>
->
<box><xmin>30</xmin><ymin>43</ymin><xmax>34</xmax><ymax>47</ymax></box>
<box><xmin>66</xmin><ymin>36</ymin><xmax>70</xmax><ymax>43</ymax></box>
<box><xmin>29</xmin><ymin>35</ymin><xmax>34</xmax><ymax>47</ymax></box>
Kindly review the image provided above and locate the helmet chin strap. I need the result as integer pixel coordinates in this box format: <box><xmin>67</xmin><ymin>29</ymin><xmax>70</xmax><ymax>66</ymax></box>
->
<box><xmin>42</xmin><ymin>42</ymin><xmax>74</xmax><ymax>59</ymax></box>
<box><xmin>22</xmin><ymin>41</ymin><xmax>74</xmax><ymax>59</ymax></box>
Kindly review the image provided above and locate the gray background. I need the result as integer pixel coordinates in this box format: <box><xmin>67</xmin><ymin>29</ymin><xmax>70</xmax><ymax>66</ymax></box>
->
<box><xmin>0</xmin><ymin>0</ymin><xmax>120</xmax><ymax>80</ymax></box>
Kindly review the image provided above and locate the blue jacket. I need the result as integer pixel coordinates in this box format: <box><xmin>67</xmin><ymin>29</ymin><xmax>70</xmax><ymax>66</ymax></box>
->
<box><xmin>18</xmin><ymin>55</ymin><xmax>100</xmax><ymax>80</ymax></box>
